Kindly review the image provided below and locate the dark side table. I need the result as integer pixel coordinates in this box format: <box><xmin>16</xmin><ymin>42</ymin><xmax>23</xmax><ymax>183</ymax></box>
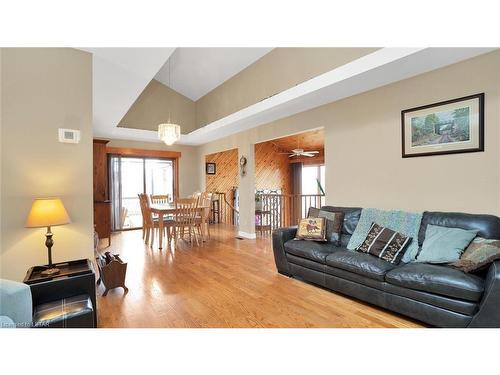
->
<box><xmin>24</xmin><ymin>259</ymin><xmax>97</xmax><ymax>327</ymax></box>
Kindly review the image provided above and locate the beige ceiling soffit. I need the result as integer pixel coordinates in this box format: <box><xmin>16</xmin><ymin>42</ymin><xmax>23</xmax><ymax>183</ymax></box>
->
<box><xmin>103</xmin><ymin>47</ymin><xmax>496</xmax><ymax>145</ymax></box>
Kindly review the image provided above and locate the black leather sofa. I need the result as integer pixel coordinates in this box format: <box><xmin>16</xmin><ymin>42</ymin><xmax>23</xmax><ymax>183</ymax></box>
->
<box><xmin>272</xmin><ymin>206</ymin><xmax>500</xmax><ymax>327</ymax></box>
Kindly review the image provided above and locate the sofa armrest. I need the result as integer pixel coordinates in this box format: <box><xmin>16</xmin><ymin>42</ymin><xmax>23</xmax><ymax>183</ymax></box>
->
<box><xmin>469</xmin><ymin>261</ymin><xmax>500</xmax><ymax>328</ymax></box>
<box><xmin>272</xmin><ymin>226</ymin><xmax>297</xmax><ymax>276</ymax></box>
<box><xmin>0</xmin><ymin>279</ymin><xmax>33</xmax><ymax>327</ymax></box>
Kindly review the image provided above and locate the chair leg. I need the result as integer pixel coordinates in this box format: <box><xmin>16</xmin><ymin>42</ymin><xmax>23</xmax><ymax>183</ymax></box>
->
<box><xmin>197</xmin><ymin>224</ymin><xmax>203</xmax><ymax>242</ymax></box>
<box><xmin>145</xmin><ymin>226</ymin><xmax>150</xmax><ymax>245</ymax></box>
<box><xmin>166</xmin><ymin>225</ymin><xmax>171</xmax><ymax>245</ymax></box>
<box><xmin>193</xmin><ymin>226</ymin><xmax>199</xmax><ymax>246</ymax></box>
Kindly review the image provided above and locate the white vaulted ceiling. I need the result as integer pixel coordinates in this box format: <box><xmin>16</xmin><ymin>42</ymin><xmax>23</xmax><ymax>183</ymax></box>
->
<box><xmin>81</xmin><ymin>48</ymin><xmax>175</xmax><ymax>139</ymax></box>
<box><xmin>154</xmin><ymin>48</ymin><xmax>273</xmax><ymax>100</ymax></box>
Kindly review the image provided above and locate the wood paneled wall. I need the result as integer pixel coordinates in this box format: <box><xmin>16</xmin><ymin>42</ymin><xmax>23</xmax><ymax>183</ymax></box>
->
<box><xmin>205</xmin><ymin>148</ymin><xmax>239</xmax><ymax>194</ymax></box>
<box><xmin>255</xmin><ymin>142</ymin><xmax>292</xmax><ymax>194</ymax></box>
<box><xmin>205</xmin><ymin>141</ymin><xmax>311</xmax><ymax>197</ymax></box>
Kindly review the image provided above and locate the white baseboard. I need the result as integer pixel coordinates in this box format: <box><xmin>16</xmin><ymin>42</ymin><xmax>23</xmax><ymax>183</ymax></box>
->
<box><xmin>237</xmin><ymin>231</ymin><xmax>257</xmax><ymax>239</ymax></box>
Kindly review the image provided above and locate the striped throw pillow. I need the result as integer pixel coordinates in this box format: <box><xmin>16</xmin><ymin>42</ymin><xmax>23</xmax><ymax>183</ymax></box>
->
<box><xmin>356</xmin><ymin>222</ymin><xmax>412</xmax><ymax>264</ymax></box>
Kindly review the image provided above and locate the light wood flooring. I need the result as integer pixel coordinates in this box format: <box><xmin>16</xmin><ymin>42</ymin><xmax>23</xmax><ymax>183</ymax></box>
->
<box><xmin>96</xmin><ymin>225</ymin><xmax>424</xmax><ymax>328</ymax></box>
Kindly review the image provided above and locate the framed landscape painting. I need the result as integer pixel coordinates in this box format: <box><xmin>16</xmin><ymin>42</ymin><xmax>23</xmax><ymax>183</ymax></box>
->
<box><xmin>401</xmin><ymin>93</ymin><xmax>484</xmax><ymax>158</ymax></box>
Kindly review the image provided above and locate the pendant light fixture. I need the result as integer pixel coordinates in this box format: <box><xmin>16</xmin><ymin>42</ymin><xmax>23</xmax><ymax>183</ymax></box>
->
<box><xmin>158</xmin><ymin>54</ymin><xmax>181</xmax><ymax>146</ymax></box>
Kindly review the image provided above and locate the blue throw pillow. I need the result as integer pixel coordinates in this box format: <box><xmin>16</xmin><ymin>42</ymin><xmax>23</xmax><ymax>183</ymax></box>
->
<box><xmin>416</xmin><ymin>224</ymin><xmax>478</xmax><ymax>264</ymax></box>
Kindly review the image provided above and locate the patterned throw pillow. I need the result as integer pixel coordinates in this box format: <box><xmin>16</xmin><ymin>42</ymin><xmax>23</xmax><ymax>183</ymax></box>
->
<box><xmin>449</xmin><ymin>237</ymin><xmax>500</xmax><ymax>273</ymax></box>
<box><xmin>318</xmin><ymin>210</ymin><xmax>344</xmax><ymax>246</ymax></box>
<box><xmin>295</xmin><ymin>217</ymin><xmax>327</xmax><ymax>242</ymax></box>
<box><xmin>356</xmin><ymin>222</ymin><xmax>412</xmax><ymax>264</ymax></box>
<box><xmin>307</xmin><ymin>207</ymin><xmax>321</xmax><ymax>218</ymax></box>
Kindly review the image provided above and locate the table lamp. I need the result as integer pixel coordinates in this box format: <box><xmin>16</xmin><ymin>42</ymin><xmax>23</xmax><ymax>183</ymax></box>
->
<box><xmin>25</xmin><ymin>198</ymin><xmax>71</xmax><ymax>276</ymax></box>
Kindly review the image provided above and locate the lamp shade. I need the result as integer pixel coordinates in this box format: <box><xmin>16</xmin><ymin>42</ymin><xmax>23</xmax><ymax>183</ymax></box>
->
<box><xmin>25</xmin><ymin>198</ymin><xmax>71</xmax><ymax>228</ymax></box>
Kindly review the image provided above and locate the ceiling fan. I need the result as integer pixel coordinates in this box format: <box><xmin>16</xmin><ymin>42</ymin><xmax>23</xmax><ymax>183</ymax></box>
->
<box><xmin>276</xmin><ymin>135</ymin><xmax>321</xmax><ymax>157</ymax></box>
<box><xmin>281</xmin><ymin>148</ymin><xmax>320</xmax><ymax>158</ymax></box>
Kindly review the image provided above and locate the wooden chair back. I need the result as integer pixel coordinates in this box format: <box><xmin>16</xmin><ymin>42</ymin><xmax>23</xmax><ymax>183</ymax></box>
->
<box><xmin>150</xmin><ymin>194</ymin><xmax>170</xmax><ymax>204</ymax></box>
<box><xmin>138</xmin><ymin>193</ymin><xmax>154</xmax><ymax>227</ymax></box>
<box><xmin>120</xmin><ymin>206</ymin><xmax>128</xmax><ymax>228</ymax></box>
<box><xmin>199</xmin><ymin>191</ymin><xmax>211</xmax><ymax>202</ymax></box>
<box><xmin>200</xmin><ymin>194</ymin><xmax>212</xmax><ymax>221</ymax></box>
<box><xmin>174</xmin><ymin>197</ymin><xmax>199</xmax><ymax>224</ymax></box>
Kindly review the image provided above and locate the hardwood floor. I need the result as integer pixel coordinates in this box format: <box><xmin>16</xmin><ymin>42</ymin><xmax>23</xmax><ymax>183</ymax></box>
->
<box><xmin>96</xmin><ymin>225</ymin><xmax>424</xmax><ymax>328</ymax></box>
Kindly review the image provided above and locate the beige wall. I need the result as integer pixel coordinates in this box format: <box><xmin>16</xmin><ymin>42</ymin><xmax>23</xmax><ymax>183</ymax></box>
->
<box><xmin>198</xmin><ymin>50</ymin><xmax>500</xmax><ymax>224</ymax></box>
<box><xmin>1</xmin><ymin>48</ymin><xmax>93</xmax><ymax>281</ymax></box>
<box><xmin>106</xmin><ymin>139</ymin><xmax>200</xmax><ymax>197</ymax></box>
<box><xmin>118</xmin><ymin>48</ymin><xmax>378</xmax><ymax>134</ymax></box>
<box><xmin>0</xmin><ymin>49</ymin><xmax>3</xmax><ymax>259</ymax></box>
<box><xmin>118</xmin><ymin>79</ymin><xmax>196</xmax><ymax>133</ymax></box>
<box><xmin>324</xmin><ymin>50</ymin><xmax>500</xmax><ymax>215</ymax></box>
<box><xmin>238</xmin><ymin>143</ymin><xmax>255</xmax><ymax>237</ymax></box>
<box><xmin>195</xmin><ymin>48</ymin><xmax>378</xmax><ymax>127</ymax></box>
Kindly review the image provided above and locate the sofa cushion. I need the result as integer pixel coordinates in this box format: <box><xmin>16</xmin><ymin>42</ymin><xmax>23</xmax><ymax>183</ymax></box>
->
<box><xmin>284</xmin><ymin>239</ymin><xmax>338</xmax><ymax>264</ymax></box>
<box><xmin>286</xmin><ymin>253</ymin><xmax>326</xmax><ymax>273</ymax></box>
<box><xmin>325</xmin><ymin>249</ymin><xmax>398</xmax><ymax>281</ymax></box>
<box><xmin>340</xmin><ymin>234</ymin><xmax>352</xmax><ymax>247</ymax></box>
<box><xmin>319</xmin><ymin>206</ymin><xmax>361</xmax><ymax>235</ymax></box>
<box><xmin>318</xmin><ymin>210</ymin><xmax>344</xmax><ymax>245</ymax></box>
<box><xmin>418</xmin><ymin>211</ymin><xmax>500</xmax><ymax>247</ymax></box>
<box><xmin>325</xmin><ymin>266</ymin><xmax>478</xmax><ymax>316</ymax></box>
<box><xmin>385</xmin><ymin>263</ymin><xmax>485</xmax><ymax>302</ymax></box>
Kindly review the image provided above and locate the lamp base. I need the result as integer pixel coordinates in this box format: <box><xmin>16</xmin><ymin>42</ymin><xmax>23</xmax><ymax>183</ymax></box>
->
<box><xmin>40</xmin><ymin>267</ymin><xmax>60</xmax><ymax>276</ymax></box>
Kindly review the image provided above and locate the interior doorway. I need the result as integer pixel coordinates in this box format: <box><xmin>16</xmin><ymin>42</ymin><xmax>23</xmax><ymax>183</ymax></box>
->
<box><xmin>254</xmin><ymin>128</ymin><xmax>325</xmax><ymax>230</ymax></box>
<box><xmin>205</xmin><ymin>148</ymin><xmax>239</xmax><ymax>225</ymax></box>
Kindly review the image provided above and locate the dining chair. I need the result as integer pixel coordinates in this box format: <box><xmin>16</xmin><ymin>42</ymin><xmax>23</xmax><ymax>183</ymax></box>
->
<box><xmin>150</xmin><ymin>194</ymin><xmax>170</xmax><ymax>204</ymax></box>
<box><xmin>173</xmin><ymin>197</ymin><xmax>199</xmax><ymax>246</ymax></box>
<box><xmin>138</xmin><ymin>193</ymin><xmax>169</xmax><ymax>248</ymax></box>
<box><xmin>120</xmin><ymin>206</ymin><xmax>129</xmax><ymax>229</ymax></box>
<box><xmin>195</xmin><ymin>192</ymin><xmax>212</xmax><ymax>241</ymax></box>
<box><xmin>138</xmin><ymin>193</ymin><xmax>148</xmax><ymax>240</ymax></box>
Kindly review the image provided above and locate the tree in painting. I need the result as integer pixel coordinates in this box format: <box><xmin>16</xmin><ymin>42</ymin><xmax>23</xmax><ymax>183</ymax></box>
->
<box><xmin>410</xmin><ymin>107</ymin><xmax>470</xmax><ymax>146</ymax></box>
<box><xmin>451</xmin><ymin>107</ymin><xmax>470</xmax><ymax>141</ymax></box>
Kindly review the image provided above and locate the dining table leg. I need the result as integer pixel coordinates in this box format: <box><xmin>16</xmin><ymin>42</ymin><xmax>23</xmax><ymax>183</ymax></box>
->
<box><xmin>158</xmin><ymin>213</ymin><xmax>164</xmax><ymax>250</ymax></box>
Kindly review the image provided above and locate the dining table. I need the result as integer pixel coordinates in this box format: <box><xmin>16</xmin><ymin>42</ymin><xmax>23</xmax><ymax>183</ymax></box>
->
<box><xmin>149</xmin><ymin>203</ymin><xmax>211</xmax><ymax>250</ymax></box>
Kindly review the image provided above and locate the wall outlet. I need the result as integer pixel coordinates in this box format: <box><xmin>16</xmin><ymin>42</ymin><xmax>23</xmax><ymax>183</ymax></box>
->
<box><xmin>58</xmin><ymin>128</ymin><xmax>81</xmax><ymax>144</ymax></box>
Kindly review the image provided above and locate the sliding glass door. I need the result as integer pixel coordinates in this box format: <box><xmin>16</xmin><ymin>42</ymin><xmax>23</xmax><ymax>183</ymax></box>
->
<box><xmin>110</xmin><ymin>156</ymin><xmax>175</xmax><ymax>231</ymax></box>
<box><xmin>145</xmin><ymin>158</ymin><xmax>174</xmax><ymax>197</ymax></box>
